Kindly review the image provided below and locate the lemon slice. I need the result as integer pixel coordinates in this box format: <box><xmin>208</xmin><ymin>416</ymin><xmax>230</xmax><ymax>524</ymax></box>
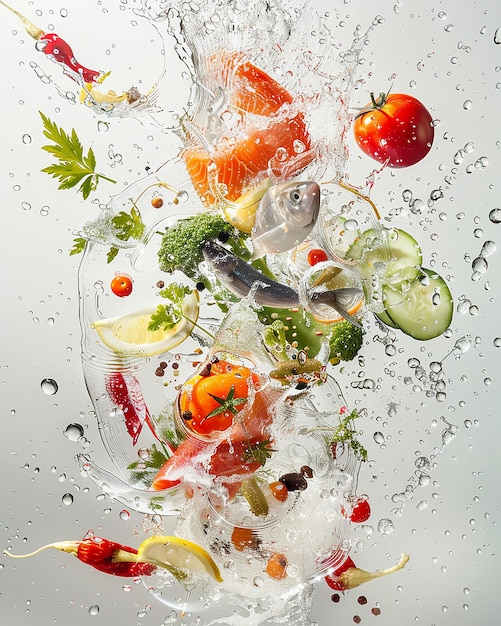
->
<box><xmin>137</xmin><ymin>536</ymin><xmax>223</xmax><ymax>582</ymax></box>
<box><xmin>308</xmin><ymin>266</ymin><xmax>364</xmax><ymax>324</ymax></box>
<box><xmin>92</xmin><ymin>290</ymin><xmax>199</xmax><ymax>356</ymax></box>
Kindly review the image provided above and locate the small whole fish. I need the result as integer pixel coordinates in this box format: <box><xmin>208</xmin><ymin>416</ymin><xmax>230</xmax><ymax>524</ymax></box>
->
<box><xmin>202</xmin><ymin>241</ymin><xmax>362</xmax><ymax>327</ymax></box>
<box><xmin>251</xmin><ymin>180</ymin><xmax>321</xmax><ymax>259</ymax></box>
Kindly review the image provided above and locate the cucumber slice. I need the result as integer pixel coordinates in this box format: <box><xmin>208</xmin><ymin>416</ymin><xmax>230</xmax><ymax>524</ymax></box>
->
<box><xmin>346</xmin><ymin>227</ymin><xmax>423</xmax><ymax>287</ymax></box>
<box><xmin>382</xmin><ymin>268</ymin><xmax>453</xmax><ymax>340</ymax></box>
<box><xmin>375</xmin><ymin>309</ymin><xmax>399</xmax><ymax>329</ymax></box>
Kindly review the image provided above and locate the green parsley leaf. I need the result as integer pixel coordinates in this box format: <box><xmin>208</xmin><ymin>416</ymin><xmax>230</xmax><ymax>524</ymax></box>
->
<box><xmin>40</xmin><ymin>112</ymin><xmax>116</xmax><ymax>200</ymax></box>
<box><xmin>148</xmin><ymin>283</ymin><xmax>192</xmax><ymax>332</ymax></box>
<box><xmin>70</xmin><ymin>237</ymin><xmax>87</xmax><ymax>256</ymax></box>
<box><xmin>111</xmin><ymin>206</ymin><xmax>145</xmax><ymax>242</ymax></box>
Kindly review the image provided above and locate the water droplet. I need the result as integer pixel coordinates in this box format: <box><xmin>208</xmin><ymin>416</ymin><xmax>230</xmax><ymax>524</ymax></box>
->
<box><xmin>377</xmin><ymin>518</ymin><xmax>394</xmax><ymax>535</ymax></box>
<box><xmin>489</xmin><ymin>208</ymin><xmax>501</xmax><ymax>223</ymax></box>
<box><xmin>22</xmin><ymin>134</ymin><xmax>32</xmax><ymax>144</ymax></box>
<box><xmin>62</xmin><ymin>493</ymin><xmax>74</xmax><ymax>506</ymax></box>
<box><xmin>64</xmin><ymin>423</ymin><xmax>84</xmax><ymax>442</ymax></box>
<box><xmin>481</xmin><ymin>240</ymin><xmax>496</xmax><ymax>256</ymax></box>
<box><xmin>253</xmin><ymin>576</ymin><xmax>264</xmax><ymax>587</ymax></box>
<box><xmin>97</xmin><ymin>121</ymin><xmax>109</xmax><ymax>133</ymax></box>
<box><xmin>119</xmin><ymin>509</ymin><xmax>131</xmax><ymax>521</ymax></box>
<box><xmin>89</xmin><ymin>605</ymin><xmax>100</xmax><ymax>616</ymax></box>
<box><xmin>373</xmin><ymin>432</ymin><xmax>385</xmax><ymax>444</ymax></box>
<box><xmin>463</xmin><ymin>100</ymin><xmax>472</xmax><ymax>110</ymax></box>
<box><xmin>494</xmin><ymin>27</ymin><xmax>501</xmax><ymax>44</ymax></box>
<box><xmin>472</xmin><ymin>256</ymin><xmax>488</xmax><ymax>274</ymax></box>
<box><xmin>41</xmin><ymin>378</ymin><xmax>58</xmax><ymax>395</ymax></box>
<box><xmin>493</xmin><ymin>337</ymin><xmax>501</xmax><ymax>347</ymax></box>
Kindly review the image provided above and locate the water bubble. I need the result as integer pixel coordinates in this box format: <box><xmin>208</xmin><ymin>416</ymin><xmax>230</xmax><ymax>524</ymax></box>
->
<box><xmin>481</xmin><ymin>240</ymin><xmax>496</xmax><ymax>256</ymax></box>
<box><xmin>373</xmin><ymin>432</ymin><xmax>385</xmax><ymax>444</ymax></box>
<box><xmin>41</xmin><ymin>378</ymin><xmax>58</xmax><ymax>395</ymax></box>
<box><xmin>64</xmin><ymin>423</ymin><xmax>84</xmax><ymax>441</ymax></box>
<box><xmin>494</xmin><ymin>27</ymin><xmax>501</xmax><ymax>44</ymax></box>
<box><xmin>493</xmin><ymin>337</ymin><xmax>501</xmax><ymax>347</ymax></box>
<box><xmin>463</xmin><ymin>100</ymin><xmax>472</xmax><ymax>110</ymax></box>
<box><xmin>62</xmin><ymin>493</ymin><xmax>74</xmax><ymax>506</ymax></box>
<box><xmin>22</xmin><ymin>134</ymin><xmax>32</xmax><ymax>144</ymax></box>
<box><xmin>488</xmin><ymin>208</ymin><xmax>501</xmax><ymax>223</ymax></box>
<box><xmin>472</xmin><ymin>257</ymin><xmax>488</xmax><ymax>274</ymax></box>
<box><xmin>377</xmin><ymin>518</ymin><xmax>394</xmax><ymax>535</ymax></box>
<box><xmin>89</xmin><ymin>605</ymin><xmax>100</xmax><ymax>616</ymax></box>
<box><xmin>119</xmin><ymin>509</ymin><xmax>131</xmax><ymax>521</ymax></box>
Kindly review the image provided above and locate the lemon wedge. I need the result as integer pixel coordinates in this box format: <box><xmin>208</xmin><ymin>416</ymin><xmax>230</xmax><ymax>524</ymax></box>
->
<box><xmin>92</xmin><ymin>290</ymin><xmax>199</xmax><ymax>356</ymax></box>
<box><xmin>137</xmin><ymin>536</ymin><xmax>223</xmax><ymax>582</ymax></box>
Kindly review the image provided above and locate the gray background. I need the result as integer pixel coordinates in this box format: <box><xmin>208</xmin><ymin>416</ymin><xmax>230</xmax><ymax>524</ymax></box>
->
<box><xmin>1</xmin><ymin>0</ymin><xmax>500</xmax><ymax>624</ymax></box>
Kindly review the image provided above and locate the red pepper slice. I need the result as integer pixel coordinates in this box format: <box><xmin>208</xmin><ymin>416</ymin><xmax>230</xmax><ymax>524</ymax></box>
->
<box><xmin>38</xmin><ymin>33</ymin><xmax>101</xmax><ymax>84</ymax></box>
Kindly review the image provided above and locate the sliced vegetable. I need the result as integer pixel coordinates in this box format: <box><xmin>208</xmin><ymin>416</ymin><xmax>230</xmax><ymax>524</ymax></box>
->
<box><xmin>346</xmin><ymin>227</ymin><xmax>422</xmax><ymax>288</ymax></box>
<box><xmin>91</xmin><ymin>291</ymin><xmax>199</xmax><ymax>356</ymax></box>
<box><xmin>382</xmin><ymin>268</ymin><xmax>453</xmax><ymax>340</ymax></box>
<box><xmin>240</xmin><ymin>476</ymin><xmax>269</xmax><ymax>517</ymax></box>
<box><xmin>136</xmin><ymin>535</ymin><xmax>223</xmax><ymax>582</ymax></box>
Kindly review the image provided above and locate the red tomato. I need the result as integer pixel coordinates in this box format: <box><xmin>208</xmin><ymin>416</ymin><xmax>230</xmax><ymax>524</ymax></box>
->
<box><xmin>353</xmin><ymin>92</ymin><xmax>434</xmax><ymax>168</ymax></box>
<box><xmin>342</xmin><ymin>495</ymin><xmax>371</xmax><ymax>523</ymax></box>
<box><xmin>110</xmin><ymin>274</ymin><xmax>133</xmax><ymax>297</ymax></box>
<box><xmin>307</xmin><ymin>248</ymin><xmax>329</xmax><ymax>266</ymax></box>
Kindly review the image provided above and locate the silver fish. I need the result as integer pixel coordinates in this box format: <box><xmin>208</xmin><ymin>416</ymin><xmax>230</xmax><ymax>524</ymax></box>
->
<box><xmin>251</xmin><ymin>180</ymin><xmax>321</xmax><ymax>259</ymax></box>
<box><xmin>202</xmin><ymin>241</ymin><xmax>362</xmax><ymax>327</ymax></box>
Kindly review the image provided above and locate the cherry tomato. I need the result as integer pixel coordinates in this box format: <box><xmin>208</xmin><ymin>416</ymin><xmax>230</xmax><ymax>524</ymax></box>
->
<box><xmin>353</xmin><ymin>92</ymin><xmax>434</xmax><ymax>168</ymax></box>
<box><xmin>110</xmin><ymin>274</ymin><xmax>133</xmax><ymax>297</ymax></box>
<box><xmin>307</xmin><ymin>248</ymin><xmax>329</xmax><ymax>266</ymax></box>
<box><xmin>342</xmin><ymin>495</ymin><xmax>371</xmax><ymax>523</ymax></box>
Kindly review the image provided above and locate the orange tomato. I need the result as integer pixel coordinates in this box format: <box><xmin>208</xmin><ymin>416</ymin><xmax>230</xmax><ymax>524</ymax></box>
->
<box><xmin>231</xmin><ymin>526</ymin><xmax>259</xmax><ymax>552</ymax></box>
<box><xmin>265</xmin><ymin>553</ymin><xmax>288</xmax><ymax>580</ymax></box>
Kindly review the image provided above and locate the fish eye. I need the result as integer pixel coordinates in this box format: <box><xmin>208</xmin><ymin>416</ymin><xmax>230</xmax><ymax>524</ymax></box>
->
<box><xmin>290</xmin><ymin>189</ymin><xmax>302</xmax><ymax>203</ymax></box>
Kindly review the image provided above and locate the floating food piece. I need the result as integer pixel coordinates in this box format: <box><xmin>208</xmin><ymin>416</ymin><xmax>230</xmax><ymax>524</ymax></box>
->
<box><xmin>136</xmin><ymin>535</ymin><xmax>223</xmax><ymax>582</ymax></box>
<box><xmin>250</xmin><ymin>181</ymin><xmax>321</xmax><ymax>259</ymax></box>
<box><xmin>91</xmin><ymin>291</ymin><xmax>199</xmax><ymax>356</ymax></box>
<box><xmin>202</xmin><ymin>241</ymin><xmax>362</xmax><ymax>326</ymax></box>
<box><xmin>240</xmin><ymin>476</ymin><xmax>269</xmax><ymax>517</ymax></box>
<box><xmin>3</xmin><ymin>533</ymin><xmax>155</xmax><ymax>578</ymax></box>
<box><xmin>182</xmin><ymin>54</ymin><xmax>313</xmax><ymax>205</ymax></box>
<box><xmin>266</xmin><ymin>553</ymin><xmax>288</xmax><ymax>580</ymax></box>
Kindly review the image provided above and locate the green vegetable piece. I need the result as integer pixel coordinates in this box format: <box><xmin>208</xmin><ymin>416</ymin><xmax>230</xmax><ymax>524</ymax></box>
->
<box><xmin>328</xmin><ymin>320</ymin><xmax>364</xmax><ymax>363</ymax></box>
<box><xmin>240</xmin><ymin>476</ymin><xmax>269</xmax><ymax>517</ymax></box>
<box><xmin>39</xmin><ymin>112</ymin><xmax>116</xmax><ymax>200</ymax></box>
<box><xmin>158</xmin><ymin>212</ymin><xmax>234</xmax><ymax>280</ymax></box>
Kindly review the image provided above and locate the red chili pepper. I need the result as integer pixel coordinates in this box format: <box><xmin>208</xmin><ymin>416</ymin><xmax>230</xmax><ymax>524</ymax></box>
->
<box><xmin>3</xmin><ymin>532</ymin><xmax>156</xmax><ymax>578</ymax></box>
<box><xmin>106</xmin><ymin>372</ymin><xmax>160</xmax><ymax>445</ymax></box>
<box><xmin>37</xmin><ymin>33</ymin><xmax>101</xmax><ymax>84</ymax></box>
<box><xmin>324</xmin><ymin>553</ymin><xmax>410</xmax><ymax>591</ymax></box>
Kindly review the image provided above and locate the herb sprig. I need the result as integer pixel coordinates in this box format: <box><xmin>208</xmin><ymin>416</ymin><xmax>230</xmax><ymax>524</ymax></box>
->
<box><xmin>149</xmin><ymin>283</ymin><xmax>214</xmax><ymax>338</ymax></box>
<box><xmin>40</xmin><ymin>112</ymin><xmax>116</xmax><ymax>199</ymax></box>
<box><xmin>330</xmin><ymin>409</ymin><xmax>368</xmax><ymax>462</ymax></box>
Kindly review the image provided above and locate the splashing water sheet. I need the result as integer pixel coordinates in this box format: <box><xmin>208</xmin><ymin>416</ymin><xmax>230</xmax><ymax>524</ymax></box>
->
<box><xmin>1</xmin><ymin>0</ymin><xmax>500</xmax><ymax>625</ymax></box>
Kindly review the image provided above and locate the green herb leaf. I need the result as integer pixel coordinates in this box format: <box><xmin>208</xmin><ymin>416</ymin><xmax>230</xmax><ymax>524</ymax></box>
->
<box><xmin>111</xmin><ymin>207</ymin><xmax>145</xmax><ymax>242</ymax></box>
<box><xmin>127</xmin><ymin>443</ymin><xmax>170</xmax><ymax>483</ymax></box>
<box><xmin>205</xmin><ymin>384</ymin><xmax>248</xmax><ymax>419</ymax></box>
<box><xmin>330</xmin><ymin>409</ymin><xmax>368</xmax><ymax>462</ymax></box>
<box><xmin>243</xmin><ymin>440</ymin><xmax>275</xmax><ymax>467</ymax></box>
<box><xmin>70</xmin><ymin>237</ymin><xmax>87</xmax><ymax>256</ymax></box>
<box><xmin>39</xmin><ymin>111</ymin><xmax>116</xmax><ymax>199</ymax></box>
<box><xmin>148</xmin><ymin>283</ymin><xmax>192</xmax><ymax>332</ymax></box>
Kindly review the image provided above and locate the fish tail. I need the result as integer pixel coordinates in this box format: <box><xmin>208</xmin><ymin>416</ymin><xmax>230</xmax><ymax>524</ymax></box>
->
<box><xmin>311</xmin><ymin>288</ymin><xmax>363</xmax><ymax>328</ymax></box>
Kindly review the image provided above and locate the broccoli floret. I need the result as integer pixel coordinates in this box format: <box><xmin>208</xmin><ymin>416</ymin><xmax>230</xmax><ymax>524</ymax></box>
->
<box><xmin>158</xmin><ymin>212</ymin><xmax>234</xmax><ymax>280</ymax></box>
<box><xmin>329</xmin><ymin>320</ymin><xmax>364</xmax><ymax>363</ymax></box>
